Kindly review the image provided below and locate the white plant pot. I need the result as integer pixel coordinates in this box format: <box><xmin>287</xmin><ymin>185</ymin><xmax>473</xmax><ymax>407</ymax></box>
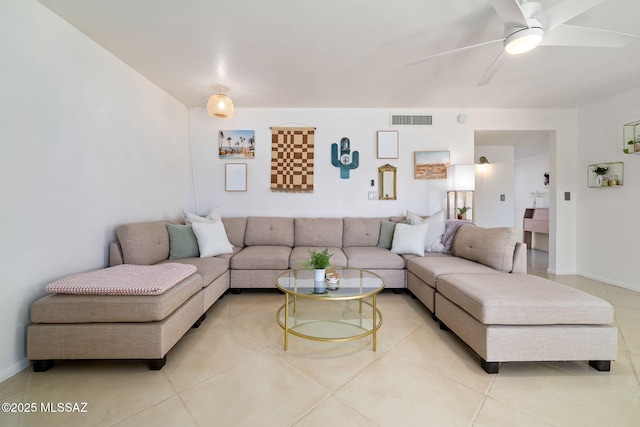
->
<box><xmin>314</xmin><ymin>268</ymin><xmax>326</xmax><ymax>281</ymax></box>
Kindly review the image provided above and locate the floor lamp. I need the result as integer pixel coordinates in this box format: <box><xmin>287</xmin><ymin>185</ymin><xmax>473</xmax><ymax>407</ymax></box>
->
<box><xmin>446</xmin><ymin>165</ymin><xmax>475</xmax><ymax>221</ymax></box>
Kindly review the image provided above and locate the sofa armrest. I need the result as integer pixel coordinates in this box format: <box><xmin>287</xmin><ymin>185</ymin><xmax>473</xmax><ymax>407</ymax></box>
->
<box><xmin>109</xmin><ymin>242</ymin><xmax>124</xmax><ymax>266</ymax></box>
<box><xmin>511</xmin><ymin>242</ymin><xmax>528</xmax><ymax>274</ymax></box>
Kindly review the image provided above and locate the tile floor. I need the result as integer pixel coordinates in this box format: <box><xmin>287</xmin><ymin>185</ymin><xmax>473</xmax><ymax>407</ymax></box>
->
<box><xmin>2</xmin><ymin>250</ymin><xmax>639</xmax><ymax>426</ymax></box>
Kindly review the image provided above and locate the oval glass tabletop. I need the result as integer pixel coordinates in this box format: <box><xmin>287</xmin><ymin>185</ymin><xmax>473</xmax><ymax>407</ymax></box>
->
<box><xmin>275</xmin><ymin>266</ymin><xmax>385</xmax><ymax>299</ymax></box>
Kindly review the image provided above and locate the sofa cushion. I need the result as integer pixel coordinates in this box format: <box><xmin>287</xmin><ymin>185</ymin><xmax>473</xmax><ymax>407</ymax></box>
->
<box><xmin>294</xmin><ymin>218</ymin><xmax>343</xmax><ymax>248</ymax></box>
<box><xmin>406</xmin><ymin>254</ymin><xmax>496</xmax><ymax>288</ymax></box>
<box><xmin>343</xmin><ymin>217</ymin><xmax>387</xmax><ymax>247</ymax></box>
<box><xmin>167</xmin><ymin>224</ymin><xmax>200</xmax><ymax>259</ymax></box>
<box><xmin>437</xmin><ymin>273</ymin><xmax>615</xmax><ymax>325</ymax></box>
<box><xmin>391</xmin><ymin>222</ymin><xmax>429</xmax><ymax>256</ymax></box>
<box><xmin>343</xmin><ymin>247</ymin><xmax>405</xmax><ymax>269</ymax></box>
<box><xmin>230</xmin><ymin>246</ymin><xmax>292</xmax><ymax>270</ymax></box>
<box><xmin>290</xmin><ymin>247</ymin><xmax>347</xmax><ymax>269</ymax></box>
<box><xmin>221</xmin><ymin>217</ymin><xmax>247</xmax><ymax>248</ymax></box>
<box><xmin>117</xmin><ymin>220</ymin><xmax>181</xmax><ymax>265</ymax></box>
<box><xmin>453</xmin><ymin>225</ymin><xmax>518</xmax><ymax>272</ymax></box>
<box><xmin>31</xmin><ymin>273</ymin><xmax>202</xmax><ymax>323</ymax></box>
<box><xmin>160</xmin><ymin>257</ymin><xmax>229</xmax><ymax>287</ymax></box>
<box><xmin>192</xmin><ymin>221</ymin><xmax>234</xmax><ymax>257</ymax></box>
<box><xmin>245</xmin><ymin>217</ymin><xmax>294</xmax><ymax>247</ymax></box>
<box><xmin>407</xmin><ymin>209</ymin><xmax>446</xmax><ymax>253</ymax></box>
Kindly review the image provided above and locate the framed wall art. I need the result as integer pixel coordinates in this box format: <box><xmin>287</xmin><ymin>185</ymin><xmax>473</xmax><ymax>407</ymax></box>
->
<box><xmin>225</xmin><ymin>163</ymin><xmax>247</xmax><ymax>191</ymax></box>
<box><xmin>376</xmin><ymin>130</ymin><xmax>399</xmax><ymax>159</ymax></box>
<box><xmin>219</xmin><ymin>130</ymin><xmax>255</xmax><ymax>159</ymax></box>
<box><xmin>414</xmin><ymin>151</ymin><xmax>450</xmax><ymax>179</ymax></box>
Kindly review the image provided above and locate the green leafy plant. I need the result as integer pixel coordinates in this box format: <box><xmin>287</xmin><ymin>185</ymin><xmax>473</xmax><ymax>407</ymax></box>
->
<box><xmin>593</xmin><ymin>166</ymin><xmax>609</xmax><ymax>175</ymax></box>
<box><xmin>457</xmin><ymin>207</ymin><xmax>470</xmax><ymax>215</ymax></box>
<box><xmin>624</xmin><ymin>140</ymin><xmax>634</xmax><ymax>154</ymax></box>
<box><xmin>300</xmin><ymin>248</ymin><xmax>333</xmax><ymax>270</ymax></box>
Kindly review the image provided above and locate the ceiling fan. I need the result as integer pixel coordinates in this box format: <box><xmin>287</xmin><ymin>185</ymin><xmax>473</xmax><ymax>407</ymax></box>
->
<box><xmin>407</xmin><ymin>0</ymin><xmax>638</xmax><ymax>86</ymax></box>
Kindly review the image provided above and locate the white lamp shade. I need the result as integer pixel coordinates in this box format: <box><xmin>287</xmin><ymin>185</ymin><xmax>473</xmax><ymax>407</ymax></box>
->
<box><xmin>207</xmin><ymin>94</ymin><xmax>234</xmax><ymax>119</ymax></box>
<box><xmin>446</xmin><ymin>165</ymin><xmax>475</xmax><ymax>191</ymax></box>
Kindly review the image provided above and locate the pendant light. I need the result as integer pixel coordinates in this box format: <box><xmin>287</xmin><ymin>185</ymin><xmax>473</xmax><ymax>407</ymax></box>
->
<box><xmin>207</xmin><ymin>91</ymin><xmax>234</xmax><ymax>119</ymax></box>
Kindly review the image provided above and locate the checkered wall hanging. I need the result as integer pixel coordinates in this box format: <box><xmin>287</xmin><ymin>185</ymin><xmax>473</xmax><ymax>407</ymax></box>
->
<box><xmin>270</xmin><ymin>127</ymin><xmax>315</xmax><ymax>192</ymax></box>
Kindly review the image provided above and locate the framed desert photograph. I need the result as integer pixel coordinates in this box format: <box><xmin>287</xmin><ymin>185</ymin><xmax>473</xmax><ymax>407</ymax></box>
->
<box><xmin>219</xmin><ymin>130</ymin><xmax>255</xmax><ymax>158</ymax></box>
<box><xmin>414</xmin><ymin>151</ymin><xmax>450</xmax><ymax>179</ymax></box>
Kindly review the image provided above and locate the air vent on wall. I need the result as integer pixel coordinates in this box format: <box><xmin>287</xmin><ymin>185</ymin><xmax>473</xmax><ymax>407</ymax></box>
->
<box><xmin>390</xmin><ymin>114</ymin><xmax>433</xmax><ymax>126</ymax></box>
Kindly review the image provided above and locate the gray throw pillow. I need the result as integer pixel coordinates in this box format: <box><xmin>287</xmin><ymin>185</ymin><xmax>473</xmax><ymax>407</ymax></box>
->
<box><xmin>378</xmin><ymin>220</ymin><xmax>410</xmax><ymax>249</ymax></box>
<box><xmin>167</xmin><ymin>224</ymin><xmax>200</xmax><ymax>259</ymax></box>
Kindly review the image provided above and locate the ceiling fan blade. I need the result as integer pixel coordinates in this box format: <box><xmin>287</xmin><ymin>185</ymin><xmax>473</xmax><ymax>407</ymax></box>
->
<box><xmin>406</xmin><ymin>38</ymin><xmax>503</xmax><ymax>66</ymax></box>
<box><xmin>489</xmin><ymin>0</ymin><xmax>529</xmax><ymax>27</ymax></box>
<box><xmin>541</xmin><ymin>24</ymin><xmax>638</xmax><ymax>48</ymax></box>
<box><xmin>477</xmin><ymin>50</ymin><xmax>507</xmax><ymax>86</ymax></box>
<box><xmin>534</xmin><ymin>0</ymin><xmax>606</xmax><ymax>31</ymax></box>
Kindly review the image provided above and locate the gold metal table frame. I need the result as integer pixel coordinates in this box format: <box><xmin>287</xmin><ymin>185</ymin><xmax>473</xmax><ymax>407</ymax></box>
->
<box><xmin>275</xmin><ymin>267</ymin><xmax>384</xmax><ymax>351</ymax></box>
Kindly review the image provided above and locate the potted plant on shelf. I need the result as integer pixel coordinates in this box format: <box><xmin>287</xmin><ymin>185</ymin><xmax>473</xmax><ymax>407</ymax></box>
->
<box><xmin>623</xmin><ymin>140</ymin><xmax>635</xmax><ymax>154</ymax></box>
<box><xmin>300</xmin><ymin>248</ymin><xmax>333</xmax><ymax>282</ymax></box>
<box><xmin>457</xmin><ymin>207</ymin><xmax>470</xmax><ymax>220</ymax></box>
<box><xmin>593</xmin><ymin>165</ymin><xmax>608</xmax><ymax>186</ymax></box>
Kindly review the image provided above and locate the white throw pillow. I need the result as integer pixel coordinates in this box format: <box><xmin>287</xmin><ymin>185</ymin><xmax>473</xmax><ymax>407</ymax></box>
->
<box><xmin>391</xmin><ymin>222</ymin><xmax>429</xmax><ymax>256</ymax></box>
<box><xmin>191</xmin><ymin>221</ymin><xmax>233</xmax><ymax>257</ymax></box>
<box><xmin>183</xmin><ymin>208</ymin><xmax>221</xmax><ymax>225</ymax></box>
<box><xmin>407</xmin><ymin>209</ymin><xmax>445</xmax><ymax>253</ymax></box>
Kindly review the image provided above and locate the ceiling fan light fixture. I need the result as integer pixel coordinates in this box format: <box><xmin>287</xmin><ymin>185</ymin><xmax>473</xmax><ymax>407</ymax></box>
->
<box><xmin>504</xmin><ymin>25</ymin><xmax>544</xmax><ymax>55</ymax></box>
<box><xmin>207</xmin><ymin>93</ymin><xmax>234</xmax><ymax>119</ymax></box>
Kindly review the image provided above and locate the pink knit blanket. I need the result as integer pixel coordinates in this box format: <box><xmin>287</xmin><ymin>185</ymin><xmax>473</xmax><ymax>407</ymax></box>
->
<box><xmin>44</xmin><ymin>263</ymin><xmax>197</xmax><ymax>296</ymax></box>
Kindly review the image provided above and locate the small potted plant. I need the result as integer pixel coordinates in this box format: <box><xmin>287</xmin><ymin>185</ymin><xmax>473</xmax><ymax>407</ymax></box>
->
<box><xmin>593</xmin><ymin>165</ymin><xmax>608</xmax><ymax>186</ymax></box>
<box><xmin>300</xmin><ymin>248</ymin><xmax>333</xmax><ymax>282</ymax></box>
<box><xmin>623</xmin><ymin>140</ymin><xmax>635</xmax><ymax>154</ymax></box>
<box><xmin>457</xmin><ymin>207</ymin><xmax>470</xmax><ymax>220</ymax></box>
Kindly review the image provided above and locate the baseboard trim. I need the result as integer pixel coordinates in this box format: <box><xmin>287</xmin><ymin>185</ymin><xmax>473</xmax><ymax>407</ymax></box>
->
<box><xmin>0</xmin><ymin>358</ymin><xmax>29</xmax><ymax>383</ymax></box>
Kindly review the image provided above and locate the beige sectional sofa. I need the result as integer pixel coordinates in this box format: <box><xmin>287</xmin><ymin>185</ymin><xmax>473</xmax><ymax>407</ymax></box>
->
<box><xmin>27</xmin><ymin>214</ymin><xmax>617</xmax><ymax>374</ymax></box>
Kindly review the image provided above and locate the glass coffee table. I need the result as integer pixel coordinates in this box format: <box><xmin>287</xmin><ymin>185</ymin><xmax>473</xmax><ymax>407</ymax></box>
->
<box><xmin>275</xmin><ymin>267</ymin><xmax>384</xmax><ymax>351</ymax></box>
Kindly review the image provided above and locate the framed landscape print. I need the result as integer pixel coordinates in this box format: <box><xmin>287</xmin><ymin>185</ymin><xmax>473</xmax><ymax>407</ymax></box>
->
<box><xmin>225</xmin><ymin>163</ymin><xmax>247</xmax><ymax>191</ymax></box>
<box><xmin>219</xmin><ymin>130</ymin><xmax>255</xmax><ymax>158</ymax></box>
<box><xmin>414</xmin><ymin>151</ymin><xmax>449</xmax><ymax>179</ymax></box>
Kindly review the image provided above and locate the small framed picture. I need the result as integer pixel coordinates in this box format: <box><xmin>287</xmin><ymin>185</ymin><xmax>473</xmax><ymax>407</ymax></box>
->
<box><xmin>225</xmin><ymin>163</ymin><xmax>247</xmax><ymax>191</ymax></box>
<box><xmin>377</xmin><ymin>130</ymin><xmax>399</xmax><ymax>159</ymax></box>
<box><xmin>414</xmin><ymin>151</ymin><xmax>450</xmax><ymax>179</ymax></box>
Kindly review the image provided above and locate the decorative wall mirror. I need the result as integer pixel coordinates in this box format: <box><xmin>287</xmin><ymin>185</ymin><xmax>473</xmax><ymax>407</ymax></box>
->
<box><xmin>378</xmin><ymin>164</ymin><xmax>397</xmax><ymax>200</ymax></box>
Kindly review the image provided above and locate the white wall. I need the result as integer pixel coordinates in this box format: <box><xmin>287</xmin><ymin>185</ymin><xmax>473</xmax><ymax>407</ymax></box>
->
<box><xmin>0</xmin><ymin>0</ymin><xmax>190</xmax><ymax>381</ymax></box>
<box><xmin>188</xmin><ymin>108</ymin><xmax>476</xmax><ymax>218</ymax></box>
<box><xmin>474</xmin><ymin>146</ymin><xmax>515</xmax><ymax>228</ymax></box>
<box><xmin>577</xmin><ymin>86</ymin><xmax>640</xmax><ymax>292</ymax></box>
<box><xmin>190</xmin><ymin>107</ymin><xmax>578</xmax><ymax>274</ymax></box>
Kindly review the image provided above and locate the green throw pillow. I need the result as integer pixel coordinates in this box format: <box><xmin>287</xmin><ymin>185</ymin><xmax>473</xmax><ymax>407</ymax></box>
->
<box><xmin>378</xmin><ymin>220</ymin><xmax>410</xmax><ymax>249</ymax></box>
<box><xmin>167</xmin><ymin>224</ymin><xmax>200</xmax><ymax>259</ymax></box>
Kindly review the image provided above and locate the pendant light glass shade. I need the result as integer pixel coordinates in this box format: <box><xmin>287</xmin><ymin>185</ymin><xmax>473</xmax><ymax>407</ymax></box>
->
<box><xmin>207</xmin><ymin>93</ymin><xmax>234</xmax><ymax>119</ymax></box>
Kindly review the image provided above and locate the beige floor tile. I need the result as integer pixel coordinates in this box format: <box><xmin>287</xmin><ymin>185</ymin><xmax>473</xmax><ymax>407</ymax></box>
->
<box><xmin>162</xmin><ymin>321</ymin><xmax>267</xmax><ymax>392</ymax></box>
<box><xmin>334</xmin><ymin>352</ymin><xmax>485</xmax><ymax>427</ymax></box>
<box><xmin>615</xmin><ymin>306</ymin><xmax>640</xmax><ymax>354</ymax></box>
<box><xmin>180</xmin><ymin>352</ymin><xmax>327</xmax><ymax>427</ymax></box>
<box><xmin>0</xmin><ymin>368</ymin><xmax>29</xmax><ymax>400</ymax></box>
<box><xmin>22</xmin><ymin>365</ymin><xmax>175</xmax><ymax>427</ymax></box>
<box><xmin>474</xmin><ymin>397</ymin><xmax>554</xmax><ymax>427</ymax></box>
<box><xmin>0</xmin><ymin>394</ymin><xmax>27</xmax><ymax>427</ymax></box>
<box><xmin>607</xmin><ymin>288</ymin><xmax>640</xmax><ymax>311</ymax></box>
<box><xmin>293</xmin><ymin>396</ymin><xmax>374</xmax><ymax>426</ymax></box>
<box><xmin>271</xmin><ymin>338</ymin><xmax>382</xmax><ymax>391</ymax></box>
<box><xmin>489</xmin><ymin>363</ymin><xmax>640</xmax><ymax>426</ymax></box>
<box><xmin>112</xmin><ymin>396</ymin><xmax>197</xmax><ymax>427</ymax></box>
<box><xmin>389</xmin><ymin>323</ymin><xmax>495</xmax><ymax>394</ymax></box>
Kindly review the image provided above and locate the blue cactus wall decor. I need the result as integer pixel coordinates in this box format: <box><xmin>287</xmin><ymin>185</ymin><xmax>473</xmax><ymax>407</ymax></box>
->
<box><xmin>331</xmin><ymin>137</ymin><xmax>359</xmax><ymax>179</ymax></box>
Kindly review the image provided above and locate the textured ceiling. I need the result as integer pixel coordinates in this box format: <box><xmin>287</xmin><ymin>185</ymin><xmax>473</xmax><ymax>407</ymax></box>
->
<box><xmin>39</xmin><ymin>0</ymin><xmax>640</xmax><ymax>109</ymax></box>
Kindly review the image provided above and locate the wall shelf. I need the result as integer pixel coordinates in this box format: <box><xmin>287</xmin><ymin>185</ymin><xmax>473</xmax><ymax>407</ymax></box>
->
<box><xmin>587</xmin><ymin>162</ymin><xmax>623</xmax><ymax>188</ymax></box>
<box><xmin>623</xmin><ymin>120</ymin><xmax>640</xmax><ymax>154</ymax></box>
